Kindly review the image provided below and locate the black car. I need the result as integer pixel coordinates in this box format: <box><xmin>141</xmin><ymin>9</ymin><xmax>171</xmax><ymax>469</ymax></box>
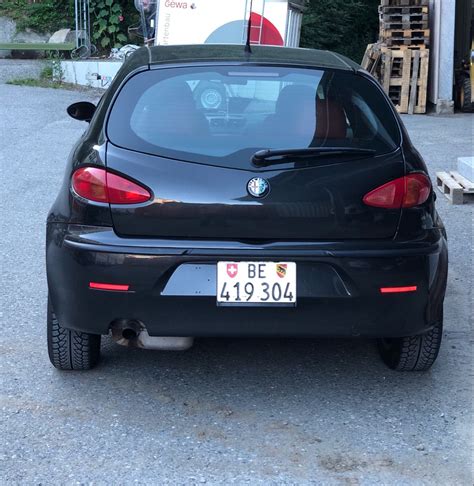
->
<box><xmin>46</xmin><ymin>45</ymin><xmax>447</xmax><ymax>371</ymax></box>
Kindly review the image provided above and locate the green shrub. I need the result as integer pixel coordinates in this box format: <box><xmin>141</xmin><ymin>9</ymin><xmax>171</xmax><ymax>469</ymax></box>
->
<box><xmin>90</xmin><ymin>0</ymin><xmax>128</xmax><ymax>50</ymax></box>
<box><xmin>40</xmin><ymin>65</ymin><xmax>53</xmax><ymax>79</ymax></box>
<box><xmin>300</xmin><ymin>0</ymin><xmax>380</xmax><ymax>62</ymax></box>
<box><xmin>0</xmin><ymin>0</ymin><xmax>74</xmax><ymax>34</ymax></box>
<box><xmin>0</xmin><ymin>0</ymin><xmax>137</xmax><ymax>50</ymax></box>
<box><xmin>1</xmin><ymin>0</ymin><xmax>378</xmax><ymax>60</ymax></box>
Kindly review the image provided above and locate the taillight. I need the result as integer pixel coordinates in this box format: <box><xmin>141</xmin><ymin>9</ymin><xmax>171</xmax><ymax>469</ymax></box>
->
<box><xmin>363</xmin><ymin>174</ymin><xmax>431</xmax><ymax>209</ymax></box>
<box><xmin>72</xmin><ymin>167</ymin><xmax>151</xmax><ymax>204</ymax></box>
<box><xmin>380</xmin><ymin>286</ymin><xmax>417</xmax><ymax>294</ymax></box>
<box><xmin>89</xmin><ymin>282</ymin><xmax>130</xmax><ymax>291</ymax></box>
<box><xmin>106</xmin><ymin>172</ymin><xmax>151</xmax><ymax>204</ymax></box>
<box><xmin>403</xmin><ymin>174</ymin><xmax>431</xmax><ymax>207</ymax></box>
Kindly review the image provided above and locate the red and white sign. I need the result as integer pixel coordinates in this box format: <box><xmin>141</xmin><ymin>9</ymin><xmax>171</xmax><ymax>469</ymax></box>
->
<box><xmin>155</xmin><ymin>0</ymin><xmax>289</xmax><ymax>47</ymax></box>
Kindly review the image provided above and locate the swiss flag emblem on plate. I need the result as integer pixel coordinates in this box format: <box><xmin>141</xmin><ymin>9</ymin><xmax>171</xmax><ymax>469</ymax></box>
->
<box><xmin>226</xmin><ymin>263</ymin><xmax>238</xmax><ymax>278</ymax></box>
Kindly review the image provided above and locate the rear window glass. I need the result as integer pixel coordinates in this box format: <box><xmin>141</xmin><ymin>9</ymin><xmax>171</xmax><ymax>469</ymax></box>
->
<box><xmin>107</xmin><ymin>65</ymin><xmax>400</xmax><ymax>168</ymax></box>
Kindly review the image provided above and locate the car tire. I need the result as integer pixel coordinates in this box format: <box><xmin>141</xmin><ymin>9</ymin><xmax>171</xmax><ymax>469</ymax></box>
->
<box><xmin>377</xmin><ymin>319</ymin><xmax>443</xmax><ymax>372</ymax></box>
<box><xmin>459</xmin><ymin>76</ymin><xmax>474</xmax><ymax>112</ymax></box>
<box><xmin>194</xmin><ymin>81</ymin><xmax>226</xmax><ymax>110</ymax></box>
<box><xmin>47</xmin><ymin>298</ymin><xmax>101</xmax><ymax>370</ymax></box>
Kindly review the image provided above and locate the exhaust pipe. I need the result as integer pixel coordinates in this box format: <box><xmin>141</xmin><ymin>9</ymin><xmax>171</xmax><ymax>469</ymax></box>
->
<box><xmin>111</xmin><ymin>321</ymin><xmax>193</xmax><ymax>351</ymax></box>
<box><xmin>122</xmin><ymin>327</ymin><xmax>138</xmax><ymax>340</ymax></box>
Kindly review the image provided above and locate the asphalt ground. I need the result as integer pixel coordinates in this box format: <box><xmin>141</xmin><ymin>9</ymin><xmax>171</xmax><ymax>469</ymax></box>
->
<box><xmin>0</xmin><ymin>83</ymin><xmax>473</xmax><ymax>484</ymax></box>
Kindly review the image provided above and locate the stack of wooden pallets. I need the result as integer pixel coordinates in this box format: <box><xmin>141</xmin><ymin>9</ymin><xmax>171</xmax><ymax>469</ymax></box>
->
<box><xmin>362</xmin><ymin>0</ymin><xmax>430</xmax><ymax>114</ymax></box>
<box><xmin>379</xmin><ymin>0</ymin><xmax>430</xmax><ymax>48</ymax></box>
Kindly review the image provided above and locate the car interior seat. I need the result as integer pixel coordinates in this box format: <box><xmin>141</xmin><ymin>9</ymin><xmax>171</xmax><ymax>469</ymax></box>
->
<box><xmin>260</xmin><ymin>84</ymin><xmax>347</xmax><ymax>146</ymax></box>
<box><xmin>132</xmin><ymin>81</ymin><xmax>209</xmax><ymax>145</ymax></box>
<box><xmin>315</xmin><ymin>97</ymin><xmax>348</xmax><ymax>140</ymax></box>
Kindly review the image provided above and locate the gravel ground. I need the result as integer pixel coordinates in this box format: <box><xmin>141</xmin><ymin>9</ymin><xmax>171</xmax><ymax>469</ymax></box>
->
<box><xmin>0</xmin><ymin>83</ymin><xmax>473</xmax><ymax>485</ymax></box>
<box><xmin>0</xmin><ymin>59</ymin><xmax>47</xmax><ymax>84</ymax></box>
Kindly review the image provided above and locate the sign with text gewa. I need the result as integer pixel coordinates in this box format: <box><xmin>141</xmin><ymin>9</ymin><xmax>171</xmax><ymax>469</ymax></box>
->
<box><xmin>155</xmin><ymin>0</ymin><xmax>289</xmax><ymax>46</ymax></box>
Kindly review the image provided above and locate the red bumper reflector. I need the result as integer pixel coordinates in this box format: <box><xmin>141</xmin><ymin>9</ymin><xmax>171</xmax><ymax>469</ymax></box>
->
<box><xmin>89</xmin><ymin>282</ymin><xmax>130</xmax><ymax>292</ymax></box>
<box><xmin>380</xmin><ymin>286</ymin><xmax>417</xmax><ymax>294</ymax></box>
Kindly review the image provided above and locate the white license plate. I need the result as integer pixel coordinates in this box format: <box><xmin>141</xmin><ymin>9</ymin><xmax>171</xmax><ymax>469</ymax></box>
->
<box><xmin>217</xmin><ymin>262</ymin><xmax>296</xmax><ymax>306</ymax></box>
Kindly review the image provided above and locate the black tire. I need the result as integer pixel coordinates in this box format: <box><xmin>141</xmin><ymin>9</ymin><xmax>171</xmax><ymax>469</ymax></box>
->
<box><xmin>459</xmin><ymin>76</ymin><xmax>474</xmax><ymax>112</ymax></box>
<box><xmin>47</xmin><ymin>298</ymin><xmax>101</xmax><ymax>370</ymax></box>
<box><xmin>377</xmin><ymin>320</ymin><xmax>443</xmax><ymax>372</ymax></box>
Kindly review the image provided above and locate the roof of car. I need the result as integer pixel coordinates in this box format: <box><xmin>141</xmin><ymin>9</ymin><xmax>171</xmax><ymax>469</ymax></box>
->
<box><xmin>120</xmin><ymin>44</ymin><xmax>360</xmax><ymax>76</ymax></box>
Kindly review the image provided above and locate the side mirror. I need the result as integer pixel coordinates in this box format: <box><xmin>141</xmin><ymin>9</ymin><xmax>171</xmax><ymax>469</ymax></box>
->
<box><xmin>67</xmin><ymin>102</ymin><xmax>96</xmax><ymax>122</ymax></box>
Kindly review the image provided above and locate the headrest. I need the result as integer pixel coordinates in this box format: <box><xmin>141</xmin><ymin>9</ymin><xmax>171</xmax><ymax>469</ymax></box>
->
<box><xmin>275</xmin><ymin>84</ymin><xmax>317</xmax><ymax>116</ymax></box>
<box><xmin>316</xmin><ymin>98</ymin><xmax>347</xmax><ymax>139</ymax></box>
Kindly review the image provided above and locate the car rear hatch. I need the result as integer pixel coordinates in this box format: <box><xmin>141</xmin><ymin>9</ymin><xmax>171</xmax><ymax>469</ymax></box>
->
<box><xmin>105</xmin><ymin>64</ymin><xmax>403</xmax><ymax>241</ymax></box>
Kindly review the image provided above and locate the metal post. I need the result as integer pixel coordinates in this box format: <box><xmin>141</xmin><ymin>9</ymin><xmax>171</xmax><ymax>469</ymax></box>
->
<box><xmin>258</xmin><ymin>0</ymin><xmax>266</xmax><ymax>45</ymax></box>
<box><xmin>139</xmin><ymin>3</ymin><xmax>149</xmax><ymax>44</ymax></box>
<box><xmin>83</xmin><ymin>0</ymin><xmax>87</xmax><ymax>49</ymax></box>
<box><xmin>73</xmin><ymin>0</ymin><xmax>91</xmax><ymax>58</ymax></box>
<box><xmin>242</xmin><ymin>0</ymin><xmax>250</xmax><ymax>45</ymax></box>
<box><xmin>75</xmin><ymin>0</ymin><xmax>79</xmax><ymax>49</ymax></box>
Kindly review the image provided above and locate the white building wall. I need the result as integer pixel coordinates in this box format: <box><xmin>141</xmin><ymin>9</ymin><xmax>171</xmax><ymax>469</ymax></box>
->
<box><xmin>429</xmin><ymin>0</ymin><xmax>456</xmax><ymax>113</ymax></box>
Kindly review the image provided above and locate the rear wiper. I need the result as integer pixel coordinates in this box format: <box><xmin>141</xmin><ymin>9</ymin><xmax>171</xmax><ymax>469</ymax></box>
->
<box><xmin>252</xmin><ymin>147</ymin><xmax>376</xmax><ymax>167</ymax></box>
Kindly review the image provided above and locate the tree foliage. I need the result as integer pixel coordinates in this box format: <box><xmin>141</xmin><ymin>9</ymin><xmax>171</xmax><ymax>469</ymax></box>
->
<box><xmin>300</xmin><ymin>0</ymin><xmax>380</xmax><ymax>62</ymax></box>
<box><xmin>0</xmin><ymin>0</ymin><xmax>74</xmax><ymax>33</ymax></box>
<box><xmin>90</xmin><ymin>0</ymin><xmax>128</xmax><ymax>49</ymax></box>
<box><xmin>1</xmin><ymin>0</ymin><xmax>379</xmax><ymax>60</ymax></box>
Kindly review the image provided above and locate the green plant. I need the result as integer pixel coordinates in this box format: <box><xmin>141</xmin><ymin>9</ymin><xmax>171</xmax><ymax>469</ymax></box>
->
<box><xmin>0</xmin><ymin>0</ymin><xmax>138</xmax><ymax>49</ymax></box>
<box><xmin>300</xmin><ymin>0</ymin><xmax>380</xmax><ymax>62</ymax></box>
<box><xmin>40</xmin><ymin>65</ymin><xmax>53</xmax><ymax>80</ymax></box>
<box><xmin>45</xmin><ymin>52</ymin><xmax>65</xmax><ymax>83</ymax></box>
<box><xmin>90</xmin><ymin>0</ymin><xmax>128</xmax><ymax>50</ymax></box>
<box><xmin>0</xmin><ymin>0</ymin><xmax>74</xmax><ymax>34</ymax></box>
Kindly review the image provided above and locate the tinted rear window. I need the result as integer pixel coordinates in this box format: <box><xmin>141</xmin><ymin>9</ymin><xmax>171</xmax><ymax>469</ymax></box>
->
<box><xmin>107</xmin><ymin>65</ymin><xmax>400</xmax><ymax>168</ymax></box>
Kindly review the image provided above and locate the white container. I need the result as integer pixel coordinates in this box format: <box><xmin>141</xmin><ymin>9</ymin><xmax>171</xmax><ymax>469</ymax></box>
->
<box><xmin>154</xmin><ymin>0</ymin><xmax>306</xmax><ymax>47</ymax></box>
<box><xmin>457</xmin><ymin>157</ymin><xmax>474</xmax><ymax>182</ymax></box>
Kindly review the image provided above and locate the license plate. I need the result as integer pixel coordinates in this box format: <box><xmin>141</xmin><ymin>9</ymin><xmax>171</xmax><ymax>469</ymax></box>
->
<box><xmin>217</xmin><ymin>262</ymin><xmax>296</xmax><ymax>306</ymax></box>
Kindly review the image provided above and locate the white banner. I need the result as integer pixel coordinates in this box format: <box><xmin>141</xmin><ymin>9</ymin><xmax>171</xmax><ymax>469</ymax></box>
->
<box><xmin>155</xmin><ymin>0</ymin><xmax>289</xmax><ymax>46</ymax></box>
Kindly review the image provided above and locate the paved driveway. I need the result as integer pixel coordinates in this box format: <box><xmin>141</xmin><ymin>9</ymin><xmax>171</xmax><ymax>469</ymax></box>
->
<box><xmin>1</xmin><ymin>84</ymin><xmax>472</xmax><ymax>484</ymax></box>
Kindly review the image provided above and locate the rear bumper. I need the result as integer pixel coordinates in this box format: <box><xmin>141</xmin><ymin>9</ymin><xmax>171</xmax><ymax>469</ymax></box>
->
<box><xmin>46</xmin><ymin>224</ymin><xmax>448</xmax><ymax>338</ymax></box>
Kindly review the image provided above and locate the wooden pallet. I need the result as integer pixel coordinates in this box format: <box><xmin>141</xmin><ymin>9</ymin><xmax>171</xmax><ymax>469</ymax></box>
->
<box><xmin>361</xmin><ymin>43</ymin><xmax>382</xmax><ymax>75</ymax></box>
<box><xmin>381</xmin><ymin>48</ymin><xmax>429</xmax><ymax>113</ymax></box>
<box><xmin>381</xmin><ymin>20</ymin><xmax>429</xmax><ymax>30</ymax></box>
<box><xmin>380</xmin><ymin>12</ymin><xmax>429</xmax><ymax>32</ymax></box>
<box><xmin>436</xmin><ymin>171</ymin><xmax>474</xmax><ymax>204</ymax></box>
<box><xmin>385</xmin><ymin>43</ymin><xmax>428</xmax><ymax>50</ymax></box>
<box><xmin>381</xmin><ymin>29</ymin><xmax>430</xmax><ymax>48</ymax></box>
<box><xmin>378</xmin><ymin>5</ymin><xmax>429</xmax><ymax>36</ymax></box>
<box><xmin>379</xmin><ymin>8</ymin><xmax>430</xmax><ymax>17</ymax></box>
<box><xmin>380</xmin><ymin>0</ymin><xmax>428</xmax><ymax>6</ymax></box>
<box><xmin>379</xmin><ymin>5</ymin><xmax>429</xmax><ymax>15</ymax></box>
<box><xmin>380</xmin><ymin>12</ymin><xmax>429</xmax><ymax>23</ymax></box>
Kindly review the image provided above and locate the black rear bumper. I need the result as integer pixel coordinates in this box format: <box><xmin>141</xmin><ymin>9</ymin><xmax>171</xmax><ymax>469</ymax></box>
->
<box><xmin>46</xmin><ymin>224</ymin><xmax>448</xmax><ymax>338</ymax></box>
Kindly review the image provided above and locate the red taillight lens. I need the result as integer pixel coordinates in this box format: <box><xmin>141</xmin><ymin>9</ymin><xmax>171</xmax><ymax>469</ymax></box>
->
<box><xmin>403</xmin><ymin>174</ymin><xmax>431</xmax><ymax>208</ymax></box>
<box><xmin>380</xmin><ymin>286</ymin><xmax>417</xmax><ymax>294</ymax></box>
<box><xmin>363</xmin><ymin>174</ymin><xmax>431</xmax><ymax>209</ymax></box>
<box><xmin>72</xmin><ymin>167</ymin><xmax>151</xmax><ymax>204</ymax></box>
<box><xmin>72</xmin><ymin>167</ymin><xmax>108</xmax><ymax>203</ymax></box>
<box><xmin>89</xmin><ymin>282</ymin><xmax>130</xmax><ymax>291</ymax></box>
<box><xmin>106</xmin><ymin>171</ymin><xmax>151</xmax><ymax>204</ymax></box>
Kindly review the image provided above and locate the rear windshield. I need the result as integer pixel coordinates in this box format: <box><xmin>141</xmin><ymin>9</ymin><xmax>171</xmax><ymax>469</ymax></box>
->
<box><xmin>107</xmin><ymin>65</ymin><xmax>400</xmax><ymax>168</ymax></box>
